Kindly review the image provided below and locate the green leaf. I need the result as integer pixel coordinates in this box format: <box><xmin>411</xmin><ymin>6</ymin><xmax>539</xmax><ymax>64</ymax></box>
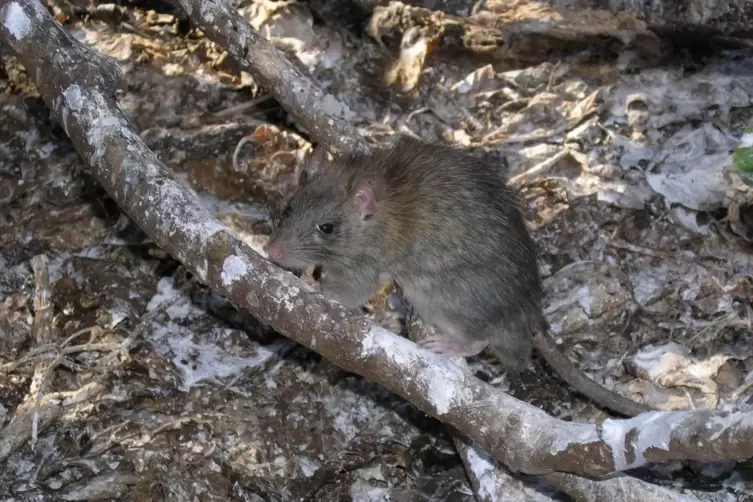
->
<box><xmin>733</xmin><ymin>147</ymin><xmax>753</xmax><ymax>186</ymax></box>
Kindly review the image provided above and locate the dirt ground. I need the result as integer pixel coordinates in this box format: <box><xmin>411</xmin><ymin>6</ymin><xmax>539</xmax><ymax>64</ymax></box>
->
<box><xmin>1</xmin><ymin>0</ymin><xmax>753</xmax><ymax>500</ymax></box>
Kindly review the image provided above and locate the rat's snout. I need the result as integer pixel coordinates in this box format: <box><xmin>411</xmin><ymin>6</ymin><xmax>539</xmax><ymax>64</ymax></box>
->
<box><xmin>265</xmin><ymin>239</ymin><xmax>284</xmax><ymax>261</ymax></box>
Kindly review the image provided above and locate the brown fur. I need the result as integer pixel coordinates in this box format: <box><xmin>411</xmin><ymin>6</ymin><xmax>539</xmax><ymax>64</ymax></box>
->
<box><xmin>266</xmin><ymin>135</ymin><xmax>649</xmax><ymax>416</ymax></box>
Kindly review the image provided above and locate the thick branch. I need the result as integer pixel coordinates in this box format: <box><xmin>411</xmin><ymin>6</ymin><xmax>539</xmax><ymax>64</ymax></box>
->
<box><xmin>540</xmin><ymin>471</ymin><xmax>704</xmax><ymax>502</ymax></box>
<box><xmin>174</xmin><ymin>0</ymin><xmax>369</xmax><ymax>158</ymax></box>
<box><xmin>459</xmin><ymin>439</ymin><xmax>706</xmax><ymax>502</ymax></box>
<box><xmin>2</xmin><ymin>0</ymin><xmax>753</xmax><ymax>481</ymax></box>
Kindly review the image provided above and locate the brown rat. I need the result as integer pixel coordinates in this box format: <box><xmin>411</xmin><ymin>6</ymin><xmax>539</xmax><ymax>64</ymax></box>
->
<box><xmin>265</xmin><ymin>135</ymin><xmax>650</xmax><ymax>417</ymax></box>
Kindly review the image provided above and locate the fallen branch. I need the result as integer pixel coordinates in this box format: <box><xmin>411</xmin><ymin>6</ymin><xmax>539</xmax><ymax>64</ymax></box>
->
<box><xmin>411</xmin><ymin>318</ymin><xmax>689</xmax><ymax>501</ymax></box>
<box><xmin>459</xmin><ymin>438</ymin><xmax>707</xmax><ymax>502</ymax></box>
<box><xmin>539</xmin><ymin>471</ymin><xmax>704</xmax><ymax>502</ymax></box>
<box><xmin>2</xmin><ymin>0</ymin><xmax>753</xmax><ymax>486</ymax></box>
<box><xmin>366</xmin><ymin>0</ymin><xmax>667</xmax><ymax>66</ymax></box>
<box><xmin>173</xmin><ymin>0</ymin><xmax>369</xmax><ymax>158</ymax></box>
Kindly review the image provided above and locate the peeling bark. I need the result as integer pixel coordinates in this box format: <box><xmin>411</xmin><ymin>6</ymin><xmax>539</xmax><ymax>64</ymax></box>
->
<box><xmin>2</xmin><ymin>0</ymin><xmax>753</xmax><ymax>489</ymax></box>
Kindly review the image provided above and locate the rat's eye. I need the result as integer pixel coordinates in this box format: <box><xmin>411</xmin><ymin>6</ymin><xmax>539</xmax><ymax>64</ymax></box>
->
<box><xmin>317</xmin><ymin>223</ymin><xmax>334</xmax><ymax>235</ymax></box>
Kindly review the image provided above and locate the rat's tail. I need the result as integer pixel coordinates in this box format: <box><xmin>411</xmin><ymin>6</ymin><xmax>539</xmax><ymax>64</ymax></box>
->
<box><xmin>530</xmin><ymin>328</ymin><xmax>651</xmax><ymax>417</ymax></box>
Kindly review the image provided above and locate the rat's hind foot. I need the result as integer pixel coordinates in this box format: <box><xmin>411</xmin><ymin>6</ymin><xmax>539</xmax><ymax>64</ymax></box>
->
<box><xmin>417</xmin><ymin>336</ymin><xmax>488</xmax><ymax>358</ymax></box>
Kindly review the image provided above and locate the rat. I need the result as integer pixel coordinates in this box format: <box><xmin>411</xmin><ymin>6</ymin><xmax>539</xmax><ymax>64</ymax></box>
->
<box><xmin>265</xmin><ymin>135</ymin><xmax>650</xmax><ymax>417</ymax></box>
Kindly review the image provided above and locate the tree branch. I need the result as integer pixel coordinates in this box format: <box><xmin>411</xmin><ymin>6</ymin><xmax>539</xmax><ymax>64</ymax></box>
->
<box><xmin>173</xmin><ymin>0</ymin><xmax>370</xmax><ymax>158</ymax></box>
<box><xmin>2</xmin><ymin>0</ymin><xmax>752</xmax><ymax>485</ymax></box>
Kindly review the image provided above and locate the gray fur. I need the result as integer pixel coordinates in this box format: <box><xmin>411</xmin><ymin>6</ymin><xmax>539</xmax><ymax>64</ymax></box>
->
<box><xmin>266</xmin><ymin>135</ymin><xmax>547</xmax><ymax>373</ymax></box>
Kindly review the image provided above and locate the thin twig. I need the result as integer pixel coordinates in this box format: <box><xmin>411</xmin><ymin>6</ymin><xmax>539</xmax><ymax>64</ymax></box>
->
<box><xmin>212</xmin><ymin>94</ymin><xmax>273</xmax><ymax>117</ymax></box>
<box><xmin>509</xmin><ymin>149</ymin><xmax>571</xmax><ymax>187</ymax></box>
<box><xmin>29</xmin><ymin>254</ymin><xmax>55</xmax><ymax>451</ymax></box>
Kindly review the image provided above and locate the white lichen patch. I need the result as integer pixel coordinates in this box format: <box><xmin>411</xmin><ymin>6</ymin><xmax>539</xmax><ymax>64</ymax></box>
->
<box><xmin>320</xmin><ymin>390</ymin><xmax>387</xmax><ymax>442</ymax></box>
<box><xmin>70</xmin><ymin>89</ymin><xmax>123</xmax><ymax>165</ymax></box>
<box><xmin>360</xmin><ymin>326</ymin><xmax>468</xmax><ymax>416</ymax></box>
<box><xmin>296</xmin><ymin>456</ymin><xmax>320</xmax><ymax>478</ymax></box>
<box><xmin>275</xmin><ymin>282</ymin><xmax>301</xmax><ymax>312</ymax></box>
<box><xmin>466</xmin><ymin>445</ymin><xmax>497</xmax><ymax>498</ymax></box>
<box><xmin>64</xmin><ymin>85</ymin><xmax>83</xmax><ymax>111</ymax></box>
<box><xmin>61</xmin><ymin>85</ymin><xmax>85</xmax><ymax>137</ymax></box>
<box><xmin>155</xmin><ymin>180</ymin><xmax>227</xmax><ymax>241</ymax></box>
<box><xmin>147</xmin><ymin>277</ymin><xmax>204</xmax><ymax>319</ymax></box>
<box><xmin>1</xmin><ymin>2</ymin><xmax>30</xmax><ymax>41</ymax></box>
<box><xmin>349</xmin><ymin>478</ymin><xmax>389</xmax><ymax>502</ymax></box>
<box><xmin>573</xmin><ymin>285</ymin><xmax>594</xmax><ymax>316</ymax></box>
<box><xmin>548</xmin><ymin>422</ymin><xmax>601</xmax><ymax>455</ymax></box>
<box><xmin>320</xmin><ymin>93</ymin><xmax>356</xmax><ymax>121</ymax></box>
<box><xmin>195</xmin><ymin>259</ymin><xmax>208</xmax><ymax>283</ymax></box>
<box><xmin>221</xmin><ymin>255</ymin><xmax>248</xmax><ymax>286</ymax></box>
<box><xmin>601</xmin><ymin>411</ymin><xmax>688</xmax><ymax>471</ymax></box>
<box><xmin>741</xmin><ymin>131</ymin><xmax>753</xmax><ymax>148</ymax></box>
<box><xmin>706</xmin><ymin>410</ymin><xmax>753</xmax><ymax>441</ymax></box>
<box><xmin>147</xmin><ymin>276</ymin><xmax>285</xmax><ymax>391</ymax></box>
<box><xmin>157</xmin><ymin>325</ymin><xmax>280</xmax><ymax>391</ymax></box>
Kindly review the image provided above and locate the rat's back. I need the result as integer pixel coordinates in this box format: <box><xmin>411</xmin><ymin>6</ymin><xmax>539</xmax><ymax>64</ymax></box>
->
<box><xmin>353</xmin><ymin>136</ymin><xmax>546</xmax><ymax>338</ymax></box>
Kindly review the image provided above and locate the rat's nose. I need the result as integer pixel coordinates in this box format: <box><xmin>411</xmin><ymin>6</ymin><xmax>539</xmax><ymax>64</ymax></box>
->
<box><xmin>266</xmin><ymin>239</ymin><xmax>283</xmax><ymax>260</ymax></box>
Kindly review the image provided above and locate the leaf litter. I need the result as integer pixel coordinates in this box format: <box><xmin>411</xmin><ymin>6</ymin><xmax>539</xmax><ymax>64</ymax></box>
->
<box><xmin>1</xmin><ymin>0</ymin><xmax>753</xmax><ymax>499</ymax></box>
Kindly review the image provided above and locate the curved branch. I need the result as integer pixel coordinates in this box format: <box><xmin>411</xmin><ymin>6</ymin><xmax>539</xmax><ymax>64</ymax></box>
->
<box><xmin>2</xmin><ymin>0</ymin><xmax>753</xmax><ymax>482</ymax></box>
<box><xmin>174</xmin><ymin>0</ymin><xmax>369</xmax><ymax>158</ymax></box>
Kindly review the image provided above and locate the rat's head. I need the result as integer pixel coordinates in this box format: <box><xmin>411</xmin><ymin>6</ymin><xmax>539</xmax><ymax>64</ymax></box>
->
<box><xmin>264</xmin><ymin>147</ymin><xmax>387</xmax><ymax>271</ymax></box>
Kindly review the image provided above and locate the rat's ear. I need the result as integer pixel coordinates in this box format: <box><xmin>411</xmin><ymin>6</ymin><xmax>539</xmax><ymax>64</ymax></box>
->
<box><xmin>351</xmin><ymin>174</ymin><xmax>386</xmax><ymax>218</ymax></box>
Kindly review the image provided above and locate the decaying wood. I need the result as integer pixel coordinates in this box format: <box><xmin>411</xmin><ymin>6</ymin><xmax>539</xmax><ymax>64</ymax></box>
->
<box><xmin>366</xmin><ymin>0</ymin><xmax>667</xmax><ymax>65</ymax></box>
<box><xmin>2</xmin><ymin>1</ymin><xmax>753</xmax><ymax>500</ymax></box>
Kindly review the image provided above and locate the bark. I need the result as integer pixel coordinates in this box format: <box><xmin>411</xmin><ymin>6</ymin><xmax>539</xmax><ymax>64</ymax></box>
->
<box><xmin>2</xmin><ymin>0</ymin><xmax>753</xmax><ymax>489</ymax></box>
<box><xmin>539</xmin><ymin>471</ymin><xmax>705</xmax><ymax>502</ymax></box>
<box><xmin>458</xmin><ymin>437</ymin><xmax>707</xmax><ymax>502</ymax></box>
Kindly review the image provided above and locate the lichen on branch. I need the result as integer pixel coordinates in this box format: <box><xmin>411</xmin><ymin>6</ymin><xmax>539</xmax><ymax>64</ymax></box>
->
<box><xmin>1</xmin><ymin>1</ymin><xmax>753</xmax><ymax>499</ymax></box>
